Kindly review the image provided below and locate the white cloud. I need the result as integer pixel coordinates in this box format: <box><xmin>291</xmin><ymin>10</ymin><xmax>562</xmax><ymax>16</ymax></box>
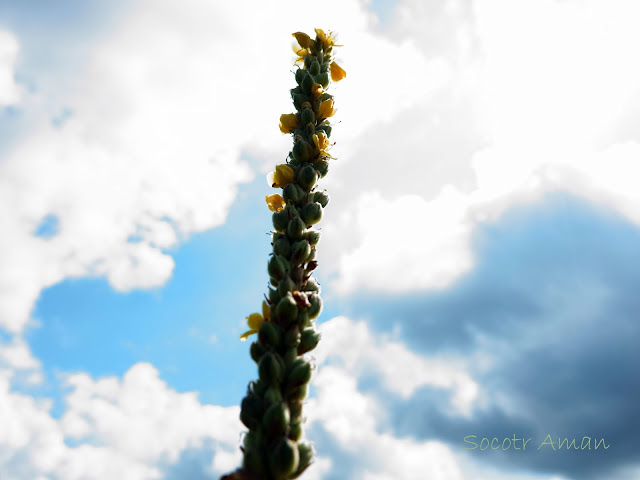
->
<box><xmin>0</xmin><ymin>0</ymin><xmax>453</xmax><ymax>334</ymax></box>
<box><xmin>0</xmin><ymin>362</ymin><xmax>240</xmax><ymax>480</ymax></box>
<box><xmin>0</xmin><ymin>29</ymin><xmax>21</xmax><ymax>106</ymax></box>
<box><xmin>307</xmin><ymin>366</ymin><xmax>466</xmax><ymax>480</ymax></box>
<box><xmin>316</xmin><ymin>316</ymin><xmax>478</xmax><ymax>414</ymax></box>
<box><xmin>320</xmin><ymin>0</ymin><xmax>640</xmax><ymax>296</ymax></box>
<box><xmin>306</xmin><ymin>316</ymin><xmax>474</xmax><ymax>479</ymax></box>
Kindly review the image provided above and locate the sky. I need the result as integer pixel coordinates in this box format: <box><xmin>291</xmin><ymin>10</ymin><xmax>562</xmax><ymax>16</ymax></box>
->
<box><xmin>1</xmin><ymin>0</ymin><xmax>639</xmax><ymax>479</ymax></box>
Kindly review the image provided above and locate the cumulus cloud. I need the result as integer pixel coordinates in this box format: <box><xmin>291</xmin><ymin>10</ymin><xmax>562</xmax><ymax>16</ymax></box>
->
<box><xmin>319</xmin><ymin>0</ymin><xmax>640</xmax><ymax>296</ymax></box>
<box><xmin>0</xmin><ymin>0</ymin><xmax>453</xmax><ymax>334</ymax></box>
<box><xmin>307</xmin><ymin>317</ymin><xmax>468</xmax><ymax>480</ymax></box>
<box><xmin>0</xmin><ymin>362</ymin><xmax>240</xmax><ymax>480</ymax></box>
<box><xmin>352</xmin><ymin>194</ymin><xmax>640</xmax><ymax>479</ymax></box>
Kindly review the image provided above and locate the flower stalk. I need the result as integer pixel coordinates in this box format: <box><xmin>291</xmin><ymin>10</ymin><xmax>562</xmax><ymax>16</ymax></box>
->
<box><xmin>221</xmin><ymin>29</ymin><xmax>344</xmax><ymax>480</ymax></box>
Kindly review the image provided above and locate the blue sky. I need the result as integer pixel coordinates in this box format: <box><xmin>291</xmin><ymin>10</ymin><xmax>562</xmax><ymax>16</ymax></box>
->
<box><xmin>1</xmin><ymin>1</ymin><xmax>640</xmax><ymax>479</ymax></box>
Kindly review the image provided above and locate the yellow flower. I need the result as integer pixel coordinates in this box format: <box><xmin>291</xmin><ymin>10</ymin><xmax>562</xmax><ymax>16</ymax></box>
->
<box><xmin>311</xmin><ymin>83</ymin><xmax>324</xmax><ymax>100</ymax></box>
<box><xmin>292</xmin><ymin>43</ymin><xmax>309</xmax><ymax>65</ymax></box>
<box><xmin>292</xmin><ymin>32</ymin><xmax>313</xmax><ymax>49</ymax></box>
<box><xmin>330</xmin><ymin>61</ymin><xmax>346</xmax><ymax>82</ymax></box>
<box><xmin>279</xmin><ymin>113</ymin><xmax>299</xmax><ymax>134</ymax></box>
<box><xmin>317</xmin><ymin>98</ymin><xmax>336</xmax><ymax>120</ymax></box>
<box><xmin>265</xmin><ymin>194</ymin><xmax>285</xmax><ymax>212</ymax></box>
<box><xmin>269</xmin><ymin>164</ymin><xmax>295</xmax><ymax>188</ymax></box>
<box><xmin>240</xmin><ymin>301</ymin><xmax>270</xmax><ymax>340</ymax></box>
<box><xmin>315</xmin><ymin>28</ymin><xmax>339</xmax><ymax>50</ymax></box>
<box><xmin>313</xmin><ymin>132</ymin><xmax>330</xmax><ymax>152</ymax></box>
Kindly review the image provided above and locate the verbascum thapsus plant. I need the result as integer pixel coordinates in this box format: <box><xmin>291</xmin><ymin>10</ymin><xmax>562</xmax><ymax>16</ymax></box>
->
<box><xmin>221</xmin><ymin>29</ymin><xmax>345</xmax><ymax>480</ymax></box>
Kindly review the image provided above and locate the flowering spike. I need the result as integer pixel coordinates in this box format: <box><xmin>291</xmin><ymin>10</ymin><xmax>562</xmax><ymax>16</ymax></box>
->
<box><xmin>225</xmin><ymin>29</ymin><xmax>344</xmax><ymax>480</ymax></box>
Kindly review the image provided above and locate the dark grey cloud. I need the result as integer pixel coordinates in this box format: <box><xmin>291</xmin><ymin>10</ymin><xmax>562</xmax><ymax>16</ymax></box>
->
<box><xmin>343</xmin><ymin>192</ymin><xmax>640</xmax><ymax>479</ymax></box>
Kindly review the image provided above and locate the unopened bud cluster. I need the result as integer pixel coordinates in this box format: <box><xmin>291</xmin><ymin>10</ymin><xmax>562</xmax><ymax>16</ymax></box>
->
<box><xmin>222</xmin><ymin>29</ymin><xmax>345</xmax><ymax>480</ymax></box>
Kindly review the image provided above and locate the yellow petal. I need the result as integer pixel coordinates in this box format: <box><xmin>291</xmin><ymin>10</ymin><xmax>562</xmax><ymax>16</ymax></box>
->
<box><xmin>279</xmin><ymin>113</ymin><xmax>299</xmax><ymax>134</ymax></box>
<box><xmin>265</xmin><ymin>194</ymin><xmax>285</xmax><ymax>212</ymax></box>
<box><xmin>246</xmin><ymin>313</ymin><xmax>264</xmax><ymax>330</ymax></box>
<box><xmin>313</xmin><ymin>132</ymin><xmax>329</xmax><ymax>151</ymax></box>
<box><xmin>240</xmin><ymin>329</ymin><xmax>256</xmax><ymax>341</ymax></box>
<box><xmin>272</xmin><ymin>164</ymin><xmax>295</xmax><ymax>188</ymax></box>
<box><xmin>318</xmin><ymin>98</ymin><xmax>336</xmax><ymax>120</ymax></box>
<box><xmin>262</xmin><ymin>300</ymin><xmax>271</xmax><ymax>320</ymax></box>
<box><xmin>292</xmin><ymin>32</ymin><xmax>313</xmax><ymax>49</ymax></box>
<box><xmin>330</xmin><ymin>61</ymin><xmax>346</xmax><ymax>82</ymax></box>
<box><xmin>311</xmin><ymin>83</ymin><xmax>323</xmax><ymax>99</ymax></box>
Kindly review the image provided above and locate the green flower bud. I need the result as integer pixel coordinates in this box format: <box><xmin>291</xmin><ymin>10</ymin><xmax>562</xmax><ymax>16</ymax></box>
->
<box><xmin>243</xmin><ymin>448</ymin><xmax>266</xmax><ymax>476</ymax></box>
<box><xmin>291</xmin><ymin>240</ymin><xmax>311</xmax><ymax>265</ymax></box>
<box><xmin>295</xmin><ymin>69</ymin><xmax>308</xmax><ymax>86</ymax></box>
<box><xmin>288</xmin><ymin>422</ymin><xmax>303</xmax><ymax>441</ymax></box>
<box><xmin>276</xmin><ymin>293</ymin><xmax>299</xmax><ymax>325</ymax></box>
<box><xmin>288</xmin><ymin>216</ymin><xmax>306</xmax><ymax>240</ymax></box>
<box><xmin>250</xmin><ymin>341</ymin><xmax>266</xmax><ymax>363</ymax></box>
<box><xmin>268</xmin><ymin>288</ymin><xmax>280</xmax><ymax>305</ymax></box>
<box><xmin>306</xmin><ymin>247</ymin><xmax>317</xmax><ymax>262</ymax></box>
<box><xmin>305</xmin><ymin>230</ymin><xmax>321</xmax><ymax>246</ymax></box>
<box><xmin>268</xmin><ymin>254</ymin><xmax>289</xmax><ymax>280</ymax></box>
<box><xmin>290</xmin><ymin>266</ymin><xmax>304</xmax><ymax>283</ymax></box>
<box><xmin>305</xmin><ymin>122</ymin><xmax>315</xmax><ymax>136</ymax></box>
<box><xmin>304</xmin><ymin>54</ymin><xmax>314</xmax><ymax>69</ymax></box>
<box><xmin>286</xmin><ymin>358</ymin><xmax>312</xmax><ymax>389</ymax></box>
<box><xmin>301</xmin><ymin>73</ymin><xmax>314</xmax><ymax>93</ymax></box>
<box><xmin>309</xmin><ymin>59</ymin><xmax>321</xmax><ymax>76</ymax></box>
<box><xmin>262</xmin><ymin>402</ymin><xmax>290</xmax><ymax>437</ymax></box>
<box><xmin>243</xmin><ymin>430</ymin><xmax>261</xmax><ymax>451</ymax></box>
<box><xmin>284</xmin><ymin>346</ymin><xmax>298</xmax><ymax>364</ymax></box>
<box><xmin>292</xmin><ymin>139</ymin><xmax>312</xmax><ymax>163</ymax></box>
<box><xmin>258</xmin><ymin>322</ymin><xmax>281</xmax><ymax>348</ymax></box>
<box><xmin>291</xmin><ymin>442</ymin><xmax>314</xmax><ymax>479</ymax></box>
<box><xmin>282</xmin><ymin>183</ymin><xmax>305</xmax><ymax>204</ymax></box>
<box><xmin>259</xmin><ymin>352</ymin><xmax>284</xmax><ymax>386</ymax></box>
<box><xmin>273</xmin><ymin>236</ymin><xmax>291</xmax><ymax>258</ymax></box>
<box><xmin>284</xmin><ymin>328</ymin><xmax>301</xmax><ymax>349</ymax></box>
<box><xmin>269</xmin><ymin>437</ymin><xmax>300</xmax><ymax>478</ymax></box>
<box><xmin>315</xmin><ymin>159</ymin><xmax>329</xmax><ymax>177</ymax></box>
<box><xmin>272</xmin><ymin>210</ymin><xmax>289</xmax><ymax>232</ymax></box>
<box><xmin>277</xmin><ymin>276</ymin><xmax>296</xmax><ymax>297</ymax></box>
<box><xmin>312</xmin><ymin>190</ymin><xmax>329</xmax><ymax>208</ymax></box>
<box><xmin>293</xmin><ymin>93</ymin><xmax>308</xmax><ymax>111</ymax></box>
<box><xmin>303</xmin><ymin>276</ymin><xmax>320</xmax><ymax>292</ymax></box>
<box><xmin>265</xmin><ymin>385</ymin><xmax>283</xmax><ymax>404</ymax></box>
<box><xmin>289</xmin><ymin>401</ymin><xmax>303</xmax><ymax>419</ymax></box>
<box><xmin>297</xmin><ymin>310</ymin><xmax>310</xmax><ymax>329</ymax></box>
<box><xmin>307</xmin><ymin>293</ymin><xmax>322</xmax><ymax>319</ymax></box>
<box><xmin>320</xmin><ymin>62</ymin><xmax>330</xmax><ymax>73</ymax></box>
<box><xmin>298</xmin><ymin>165</ymin><xmax>318</xmax><ymax>191</ymax></box>
<box><xmin>287</xmin><ymin>383</ymin><xmax>308</xmax><ymax>401</ymax></box>
<box><xmin>317</xmin><ymin>71</ymin><xmax>330</xmax><ymax>89</ymax></box>
<box><xmin>298</xmin><ymin>328</ymin><xmax>321</xmax><ymax>355</ymax></box>
<box><xmin>240</xmin><ymin>395</ymin><xmax>265</xmax><ymax>430</ymax></box>
<box><xmin>300</xmin><ymin>107</ymin><xmax>315</xmax><ymax>125</ymax></box>
<box><xmin>301</xmin><ymin>202</ymin><xmax>323</xmax><ymax>226</ymax></box>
